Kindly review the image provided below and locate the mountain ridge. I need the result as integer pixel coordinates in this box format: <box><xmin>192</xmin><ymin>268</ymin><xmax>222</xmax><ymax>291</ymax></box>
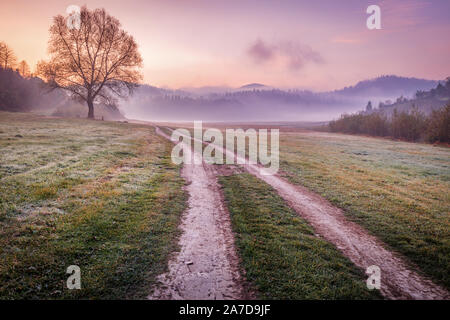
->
<box><xmin>122</xmin><ymin>75</ymin><xmax>443</xmax><ymax>122</ymax></box>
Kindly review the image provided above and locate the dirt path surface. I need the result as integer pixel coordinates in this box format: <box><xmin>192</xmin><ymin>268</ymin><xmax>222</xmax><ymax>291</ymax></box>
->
<box><xmin>248</xmin><ymin>168</ymin><xmax>449</xmax><ymax>299</ymax></box>
<box><xmin>148</xmin><ymin>127</ymin><xmax>246</xmax><ymax>300</ymax></box>
<box><xmin>162</xmin><ymin>127</ymin><xmax>449</xmax><ymax>300</ymax></box>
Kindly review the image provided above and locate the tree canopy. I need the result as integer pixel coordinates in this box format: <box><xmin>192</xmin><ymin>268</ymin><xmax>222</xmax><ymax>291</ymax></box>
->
<box><xmin>37</xmin><ymin>6</ymin><xmax>143</xmax><ymax>118</ymax></box>
<box><xmin>0</xmin><ymin>41</ymin><xmax>17</xmax><ymax>70</ymax></box>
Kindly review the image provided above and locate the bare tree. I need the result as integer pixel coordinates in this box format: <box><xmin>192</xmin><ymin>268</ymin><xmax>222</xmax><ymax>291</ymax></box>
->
<box><xmin>18</xmin><ymin>60</ymin><xmax>31</xmax><ymax>77</ymax></box>
<box><xmin>0</xmin><ymin>42</ymin><xmax>4</xmax><ymax>68</ymax></box>
<box><xmin>0</xmin><ymin>41</ymin><xmax>17</xmax><ymax>70</ymax></box>
<box><xmin>37</xmin><ymin>6</ymin><xmax>143</xmax><ymax>119</ymax></box>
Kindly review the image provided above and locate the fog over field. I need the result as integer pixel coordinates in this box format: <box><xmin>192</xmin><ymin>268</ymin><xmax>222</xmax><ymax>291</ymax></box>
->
<box><xmin>121</xmin><ymin>76</ymin><xmax>438</xmax><ymax>122</ymax></box>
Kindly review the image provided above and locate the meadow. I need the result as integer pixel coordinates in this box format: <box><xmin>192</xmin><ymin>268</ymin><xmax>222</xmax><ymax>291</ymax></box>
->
<box><xmin>1</xmin><ymin>113</ymin><xmax>448</xmax><ymax>299</ymax></box>
<box><xmin>277</xmin><ymin>130</ymin><xmax>450</xmax><ymax>289</ymax></box>
<box><xmin>219</xmin><ymin>173</ymin><xmax>380</xmax><ymax>299</ymax></box>
<box><xmin>0</xmin><ymin>112</ymin><xmax>187</xmax><ymax>299</ymax></box>
<box><xmin>168</xmin><ymin>123</ymin><xmax>449</xmax><ymax>294</ymax></box>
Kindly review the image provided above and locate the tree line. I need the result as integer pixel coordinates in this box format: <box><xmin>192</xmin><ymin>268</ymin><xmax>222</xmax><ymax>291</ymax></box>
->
<box><xmin>0</xmin><ymin>41</ymin><xmax>31</xmax><ymax>77</ymax></box>
<box><xmin>0</xmin><ymin>65</ymin><xmax>66</xmax><ymax>112</ymax></box>
<box><xmin>0</xmin><ymin>41</ymin><xmax>38</xmax><ymax>111</ymax></box>
<box><xmin>329</xmin><ymin>78</ymin><xmax>450</xmax><ymax>143</ymax></box>
<box><xmin>329</xmin><ymin>105</ymin><xmax>449</xmax><ymax>143</ymax></box>
<box><xmin>0</xmin><ymin>40</ymin><xmax>38</xmax><ymax>111</ymax></box>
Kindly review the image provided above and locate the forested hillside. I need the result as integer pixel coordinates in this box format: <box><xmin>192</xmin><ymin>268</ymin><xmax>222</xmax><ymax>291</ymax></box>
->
<box><xmin>329</xmin><ymin>79</ymin><xmax>450</xmax><ymax>143</ymax></box>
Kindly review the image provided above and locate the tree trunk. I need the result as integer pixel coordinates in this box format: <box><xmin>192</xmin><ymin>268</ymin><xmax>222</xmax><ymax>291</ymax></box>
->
<box><xmin>87</xmin><ymin>99</ymin><xmax>94</xmax><ymax>119</ymax></box>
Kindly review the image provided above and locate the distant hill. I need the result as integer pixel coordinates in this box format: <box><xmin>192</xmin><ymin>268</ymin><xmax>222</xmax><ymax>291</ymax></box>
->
<box><xmin>365</xmin><ymin>78</ymin><xmax>450</xmax><ymax>116</ymax></box>
<box><xmin>239</xmin><ymin>83</ymin><xmax>269</xmax><ymax>90</ymax></box>
<box><xmin>334</xmin><ymin>75</ymin><xmax>437</xmax><ymax>99</ymax></box>
<box><xmin>2</xmin><ymin>68</ymin><xmax>441</xmax><ymax>122</ymax></box>
<box><xmin>329</xmin><ymin>78</ymin><xmax>450</xmax><ymax>142</ymax></box>
<box><xmin>121</xmin><ymin>75</ymin><xmax>444</xmax><ymax>122</ymax></box>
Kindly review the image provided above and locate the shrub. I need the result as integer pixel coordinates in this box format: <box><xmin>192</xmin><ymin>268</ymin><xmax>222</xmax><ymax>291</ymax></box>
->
<box><xmin>329</xmin><ymin>105</ymin><xmax>448</xmax><ymax>143</ymax></box>
<box><xmin>391</xmin><ymin>107</ymin><xmax>427</xmax><ymax>141</ymax></box>
<box><xmin>426</xmin><ymin>104</ymin><xmax>450</xmax><ymax>143</ymax></box>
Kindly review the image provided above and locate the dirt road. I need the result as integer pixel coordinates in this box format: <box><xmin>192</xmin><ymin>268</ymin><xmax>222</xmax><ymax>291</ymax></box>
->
<box><xmin>246</xmin><ymin>165</ymin><xmax>449</xmax><ymax>299</ymax></box>
<box><xmin>148</xmin><ymin>128</ymin><xmax>247</xmax><ymax>300</ymax></box>
<box><xmin>155</xmin><ymin>126</ymin><xmax>449</xmax><ymax>300</ymax></box>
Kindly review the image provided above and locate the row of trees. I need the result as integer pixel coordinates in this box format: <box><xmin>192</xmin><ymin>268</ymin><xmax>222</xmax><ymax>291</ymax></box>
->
<box><xmin>0</xmin><ymin>42</ymin><xmax>47</xmax><ymax>112</ymax></box>
<box><xmin>416</xmin><ymin>79</ymin><xmax>450</xmax><ymax>99</ymax></box>
<box><xmin>364</xmin><ymin>78</ymin><xmax>450</xmax><ymax>113</ymax></box>
<box><xmin>329</xmin><ymin>105</ymin><xmax>450</xmax><ymax>143</ymax></box>
<box><xmin>0</xmin><ymin>42</ymin><xmax>31</xmax><ymax>77</ymax></box>
<box><xmin>0</xmin><ymin>64</ymin><xmax>125</xmax><ymax>121</ymax></box>
<box><xmin>0</xmin><ymin>66</ymin><xmax>44</xmax><ymax>112</ymax></box>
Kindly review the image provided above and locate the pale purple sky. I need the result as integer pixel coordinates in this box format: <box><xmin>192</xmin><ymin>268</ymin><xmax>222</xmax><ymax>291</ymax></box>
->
<box><xmin>1</xmin><ymin>0</ymin><xmax>449</xmax><ymax>90</ymax></box>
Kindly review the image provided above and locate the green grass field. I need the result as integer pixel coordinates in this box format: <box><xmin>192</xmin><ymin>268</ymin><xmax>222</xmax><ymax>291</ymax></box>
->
<box><xmin>278</xmin><ymin>131</ymin><xmax>450</xmax><ymax>289</ymax></box>
<box><xmin>0</xmin><ymin>112</ymin><xmax>187</xmax><ymax>299</ymax></box>
<box><xmin>1</xmin><ymin>113</ymin><xmax>448</xmax><ymax>299</ymax></box>
<box><xmin>219</xmin><ymin>173</ymin><xmax>381</xmax><ymax>299</ymax></box>
<box><xmin>161</xmin><ymin>125</ymin><xmax>449</xmax><ymax>293</ymax></box>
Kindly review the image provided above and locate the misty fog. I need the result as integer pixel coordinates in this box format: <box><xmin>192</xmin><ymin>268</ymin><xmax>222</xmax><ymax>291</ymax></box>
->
<box><xmin>119</xmin><ymin>76</ymin><xmax>438</xmax><ymax>122</ymax></box>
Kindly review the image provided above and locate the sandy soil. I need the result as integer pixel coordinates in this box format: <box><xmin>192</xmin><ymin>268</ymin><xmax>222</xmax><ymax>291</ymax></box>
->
<box><xmin>148</xmin><ymin>128</ymin><xmax>247</xmax><ymax>300</ymax></box>
<box><xmin>162</xmin><ymin>126</ymin><xmax>449</xmax><ymax>300</ymax></box>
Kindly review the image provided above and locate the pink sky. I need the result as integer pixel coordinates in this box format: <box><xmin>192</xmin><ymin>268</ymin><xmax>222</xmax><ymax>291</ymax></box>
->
<box><xmin>1</xmin><ymin>0</ymin><xmax>449</xmax><ymax>91</ymax></box>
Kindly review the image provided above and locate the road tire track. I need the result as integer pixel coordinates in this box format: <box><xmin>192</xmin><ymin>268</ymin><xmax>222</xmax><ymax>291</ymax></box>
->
<box><xmin>148</xmin><ymin>127</ymin><xmax>248</xmax><ymax>300</ymax></box>
<box><xmin>160</xmin><ymin>126</ymin><xmax>449</xmax><ymax>300</ymax></box>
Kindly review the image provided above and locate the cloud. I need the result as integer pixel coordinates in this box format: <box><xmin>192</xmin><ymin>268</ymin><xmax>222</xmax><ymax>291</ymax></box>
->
<box><xmin>247</xmin><ymin>39</ymin><xmax>274</xmax><ymax>63</ymax></box>
<box><xmin>247</xmin><ymin>39</ymin><xmax>324</xmax><ymax>71</ymax></box>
